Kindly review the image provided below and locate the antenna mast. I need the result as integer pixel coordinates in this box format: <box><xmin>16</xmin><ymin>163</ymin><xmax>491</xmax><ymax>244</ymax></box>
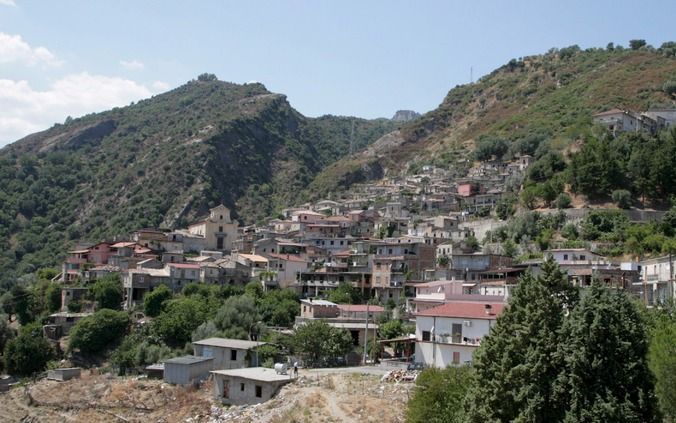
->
<box><xmin>470</xmin><ymin>66</ymin><xmax>473</xmax><ymax>84</ymax></box>
<box><xmin>349</xmin><ymin>120</ymin><xmax>355</xmax><ymax>155</ymax></box>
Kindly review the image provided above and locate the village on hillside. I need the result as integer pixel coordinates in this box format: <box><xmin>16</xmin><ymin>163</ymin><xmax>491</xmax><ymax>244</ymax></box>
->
<box><xmin>19</xmin><ymin>108</ymin><xmax>672</xmax><ymax>413</ymax></box>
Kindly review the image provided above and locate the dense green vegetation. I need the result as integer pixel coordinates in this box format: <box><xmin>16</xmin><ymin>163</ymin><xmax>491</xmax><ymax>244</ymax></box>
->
<box><xmin>406</xmin><ymin>366</ymin><xmax>473</xmax><ymax>423</ymax></box>
<box><xmin>3</xmin><ymin>323</ymin><xmax>54</xmax><ymax>377</ymax></box>
<box><xmin>0</xmin><ymin>78</ymin><xmax>395</xmax><ymax>290</ymax></box>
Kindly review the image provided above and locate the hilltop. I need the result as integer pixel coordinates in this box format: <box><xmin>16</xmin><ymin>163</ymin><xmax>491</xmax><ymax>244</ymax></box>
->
<box><xmin>0</xmin><ymin>75</ymin><xmax>396</xmax><ymax>286</ymax></box>
<box><xmin>307</xmin><ymin>44</ymin><xmax>676</xmax><ymax>198</ymax></box>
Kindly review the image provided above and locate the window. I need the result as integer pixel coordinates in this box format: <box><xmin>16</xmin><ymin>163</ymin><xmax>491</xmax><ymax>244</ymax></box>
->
<box><xmin>240</xmin><ymin>383</ymin><xmax>245</xmax><ymax>391</ymax></box>
<box><xmin>230</xmin><ymin>349</ymin><xmax>237</xmax><ymax>361</ymax></box>
<box><xmin>330</xmin><ymin>240</ymin><xmax>334</xmax><ymax>246</ymax></box>
<box><xmin>563</xmin><ymin>254</ymin><xmax>568</xmax><ymax>260</ymax></box>
<box><xmin>422</xmin><ymin>331</ymin><xmax>431</xmax><ymax>341</ymax></box>
<box><xmin>452</xmin><ymin>323</ymin><xmax>463</xmax><ymax>343</ymax></box>
<box><xmin>255</xmin><ymin>385</ymin><xmax>262</xmax><ymax>398</ymax></box>
<box><xmin>580</xmin><ymin>255</ymin><xmax>586</xmax><ymax>260</ymax></box>
<box><xmin>218</xmin><ymin>226</ymin><xmax>223</xmax><ymax>232</ymax></box>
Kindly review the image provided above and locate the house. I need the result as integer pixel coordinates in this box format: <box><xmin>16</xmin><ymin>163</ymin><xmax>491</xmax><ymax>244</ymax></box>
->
<box><xmin>299</xmin><ymin>299</ymin><xmax>338</xmax><ymax>318</ymax></box>
<box><xmin>592</xmin><ymin>109</ymin><xmax>641</xmax><ymax>135</ymax></box>
<box><xmin>60</xmin><ymin>287</ymin><xmax>89</xmax><ymax>311</ymax></box>
<box><xmin>640</xmin><ymin>255</ymin><xmax>675</xmax><ymax>306</ymax></box>
<box><xmin>211</xmin><ymin>367</ymin><xmax>293</xmax><ymax>405</ymax></box>
<box><xmin>187</xmin><ymin>204</ymin><xmax>239</xmax><ymax>252</ymax></box>
<box><xmin>122</xmin><ymin>267</ymin><xmax>171</xmax><ymax>308</ymax></box>
<box><xmin>408</xmin><ymin>280</ymin><xmax>465</xmax><ymax>313</ymax></box>
<box><xmin>163</xmin><ymin>355</ymin><xmax>214</xmax><ymax>386</ymax></box>
<box><xmin>415</xmin><ymin>301</ymin><xmax>505</xmax><ymax>368</ymax></box>
<box><xmin>43</xmin><ymin>312</ymin><xmax>92</xmax><ymax>339</ymax></box>
<box><xmin>193</xmin><ymin>338</ymin><xmax>266</xmax><ymax>369</ymax></box>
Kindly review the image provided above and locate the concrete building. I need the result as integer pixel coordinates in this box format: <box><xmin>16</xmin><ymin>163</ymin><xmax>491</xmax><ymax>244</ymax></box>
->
<box><xmin>299</xmin><ymin>299</ymin><xmax>338</xmax><ymax>318</ymax></box>
<box><xmin>193</xmin><ymin>338</ymin><xmax>266</xmax><ymax>369</ymax></box>
<box><xmin>211</xmin><ymin>367</ymin><xmax>293</xmax><ymax>405</ymax></box>
<box><xmin>415</xmin><ymin>301</ymin><xmax>505</xmax><ymax>368</ymax></box>
<box><xmin>640</xmin><ymin>255</ymin><xmax>675</xmax><ymax>306</ymax></box>
<box><xmin>47</xmin><ymin>368</ymin><xmax>81</xmax><ymax>381</ymax></box>
<box><xmin>163</xmin><ymin>355</ymin><xmax>214</xmax><ymax>386</ymax></box>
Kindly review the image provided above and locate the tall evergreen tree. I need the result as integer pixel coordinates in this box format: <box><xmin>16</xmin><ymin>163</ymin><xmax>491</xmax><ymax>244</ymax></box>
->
<box><xmin>463</xmin><ymin>257</ymin><xmax>578</xmax><ymax>422</ymax></box>
<box><xmin>554</xmin><ymin>282</ymin><xmax>659</xmax><ymax>423</ymax></box>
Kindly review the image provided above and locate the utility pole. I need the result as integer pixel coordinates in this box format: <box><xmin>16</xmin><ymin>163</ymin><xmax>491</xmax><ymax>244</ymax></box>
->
<box><xmin>363</xmin><ymin>302</ymin><xmax>370</xmax><ymax>365</ymax></box>
<box><xmin>349</xmin><ymin>120</ymin><xmax>355</xmax><ymax>155</ymax></box>
<box><xmin>470</xmin><ymin>66</ymin><xmax>473</xmax><ymax>84</ymax></box>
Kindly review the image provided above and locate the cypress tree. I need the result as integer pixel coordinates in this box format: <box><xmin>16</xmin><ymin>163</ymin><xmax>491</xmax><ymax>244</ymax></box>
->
<box><xmin>554</xmin><ymin>282</ymin><xmax>659</xmax><ymax>422</ymax></box>
<box><xmin>464</xmin><ymin>257</ymin><xmax>577</xmax><ymax>422</ymax></box>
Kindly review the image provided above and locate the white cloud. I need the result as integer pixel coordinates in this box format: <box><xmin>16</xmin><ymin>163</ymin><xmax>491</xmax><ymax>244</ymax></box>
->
<box><xmin>0</xmin><ymin>32</ymin><xmax>62</xmax><ymax>67</ymax></box>
<box><xmin>120</xmin><ymin>59</ymin><xmax>144</xmax><ymax>70</ymax></box>
<box><xmin>0</xmin><ymin>73</ymin><xmax>153</xmax><ymax>146</ymax></box>
<box><xmin>152</xmin><ymin>80</ymin><xmax>170</xmax><ymax>92</ymax></box>
<box><xmin>0</xmin><ymin>0</ymin><xmax>16</xmax><ymax>6</ymax></box>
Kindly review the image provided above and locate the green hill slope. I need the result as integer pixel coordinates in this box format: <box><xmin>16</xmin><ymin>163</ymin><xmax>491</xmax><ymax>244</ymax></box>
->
<box><xmin>307</xmin><ymin>45</ymin><xmax>676</xmax><ymax>198</ymax></box>
<box><xmin>0</xmin><ymin>76</ymin><xmax>395</xmax><ymax>286</ymax></box>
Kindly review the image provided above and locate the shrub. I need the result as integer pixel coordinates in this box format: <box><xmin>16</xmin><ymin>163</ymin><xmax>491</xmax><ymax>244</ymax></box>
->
<box><xmin>4</xmin><ymin>323</ymin><xmax>53</xmax><ymax>376</ymax></box>
<box><xmin>612</xmin><ymin>189</ymin><xmax>633</xmax><ymax>209</ymax></box>
<box><xmin>554</xmin><ymin>193</ymin><xmax>572</xmax><ymax>209</ymax></box>
<box><xmin>69</xmin><ymin>309</ymin><xmax>130</xmax><ymax>353</ymax></box>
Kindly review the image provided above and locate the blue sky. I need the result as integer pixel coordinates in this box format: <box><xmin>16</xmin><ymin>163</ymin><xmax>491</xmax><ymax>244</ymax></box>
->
<box><xmin>1</xmin><ymin>0</ymin><xmax>675</xmax><ymax>146</ymax></box>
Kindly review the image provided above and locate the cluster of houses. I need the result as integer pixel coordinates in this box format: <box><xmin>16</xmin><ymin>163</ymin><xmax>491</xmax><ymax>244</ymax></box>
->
<box><xmin>592</xmin><ymin>107</ymin><xmax>676</xmax><ymax>136</ymax></box>
<box><xmin>49</xmin><ymin>156</ymin><xmax>675</xmax><ymax>375</ymax></box>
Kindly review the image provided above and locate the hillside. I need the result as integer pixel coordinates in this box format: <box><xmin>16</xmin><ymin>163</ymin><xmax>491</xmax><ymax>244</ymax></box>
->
<box><xmin>0</xmin><ymin>76</ymin><xmax>396</xmax><ymax>286</ymax></box>
<box><xmin>307</xmin><ymin>45</ymin><xmax>676</xmax><ymax>198</ymax></box>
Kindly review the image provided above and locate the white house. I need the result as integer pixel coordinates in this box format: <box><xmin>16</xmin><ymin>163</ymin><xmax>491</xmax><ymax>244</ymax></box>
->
<box><xmin>415</xmin><ymin>300</ymin><xmax>505</xmax><ymax>368</ymax></box>
<box><xmin>640</xmin><ymin>255</ymin><xmax>675</xmax><ymax>306</ymax></box>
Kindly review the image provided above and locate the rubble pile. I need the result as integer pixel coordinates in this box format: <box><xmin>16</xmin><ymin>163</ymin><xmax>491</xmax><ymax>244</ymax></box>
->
<box><xmin>380</xmin><ymin>369</ymin><xmax>419</xmax><ymax>383</ymax></box>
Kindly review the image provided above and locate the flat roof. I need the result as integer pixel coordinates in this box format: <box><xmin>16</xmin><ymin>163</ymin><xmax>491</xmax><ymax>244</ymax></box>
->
<box><xmin>163</xmin><ymin>355</ymin><xmax>214</xmax><ymax>365</ymax></box>
<box><xmin>300</xmin><ymin>299</ymin><xmax>337</xmax><ymax>306</ymax></box>
<box><xmin>327</xmin><ymin>322</ymin><xmax>380</xmax><ymax>330</ymax></box>
<box><xmin>211</xmin><ymin>367</ymin><xmax>294</xmax><ymax>383</ymax></box>
<box><xmin>193</xmin><ymin>338</ymin><xmax>266</xmax><ymax>350</ymax></box>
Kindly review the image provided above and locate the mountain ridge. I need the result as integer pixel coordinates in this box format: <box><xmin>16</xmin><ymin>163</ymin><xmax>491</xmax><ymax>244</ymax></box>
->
<box><xmin>0</xmin><ymin>77</ymin><xmax>397</xmax><ymax>285</ymax></box>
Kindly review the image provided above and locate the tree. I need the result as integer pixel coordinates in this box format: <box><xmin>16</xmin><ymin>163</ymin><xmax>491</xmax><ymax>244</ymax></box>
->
<box><xmin>0</xmin><ymin>313</ymin><xmax>15</xmax><ymax>361</ymax></box>
<box><xmin>474</xmin><ymin>136</ymin><xmax>509</xmax><ymax>161</ymax></box>
<box><xmin>143</xmin><ymin>284</ymin><xmax>172</xmax><ymax>317</ymax></box>
<box><xmin>612</xmin><ymin>189</ymin><xmax>632</xmax><ymax>209</ymax></box>
<box><xmin>90</xmin><ymin>275</ymin><xmax>123</xmax><ymax>310</ymax></box>
<box><xmin>629</xmin><ymin>39</ymin><xmax>647</xmax><ymax>50</ymax></box>
<box><xmin>554</xmin><ymin>193</ymin><xmax>572</xmax><ymax>209</ymax></box>
<box><xmin>44</xmin><ymin>282</ymin><xmax>62</xmax><ymax>313</ymax></box>
<box><xmin>4</xmin><ymin>323</ymin><xmax>53</xmax><ymax>376</ymax></box>
<box><xmin>501</xmin><ymin>238</ymin><xmax>517</xmax><ymax>258</ymax></box>
<box><xmin>647</xmin><ymin>305</ymin><xmax>676</xmax><ymax>421</ymax></box>
<box><xmin>554</xmin><ymin>282</ymin><xmax>659</xmax><ymax>422</ymax></box>
<box><xmin>464</xmin><ymin>258</ymin><xmax>578</xmax><ymax>422</ymax></box>
<box><xmin>293</xmin><ymin>320</ymin><xmax>353</xmax><ymax>367</ymax></box>
<box><xmin>152</xmin><ymin>297</ymin><xmax>207</xmax><ymax>346</ymax></box>
<box><xmin>464</xmin><ymin>235</ymin><xmax>480</xmax><ymax>252</ymax></box>
<box><xmin>407</xmin><ymin>366</ymin><xmax>473</xmax><ymax>423</ymax></box>
<box><xmin>202</xmin><ymin>295</ymin><xmax>261</xmax><ymax>340</ymax></box>
<box><xmin>327</xmin><ymin>282</ymin><xmax>361</xmax><ymax>304</ymax></box>
<box><xmin>69</xmin><ymin>309</ymin><xmax>130</xmax><ymax>354</ymax></box>
<box><xmin>258</xmin><ymin>289</ymin><xmax>299</xmax><ymax>327</ymax></box>
<box><xmin>663</xmin><ymin>80</ymin><xmax>676</xmax><ymax>96</ymax></box>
